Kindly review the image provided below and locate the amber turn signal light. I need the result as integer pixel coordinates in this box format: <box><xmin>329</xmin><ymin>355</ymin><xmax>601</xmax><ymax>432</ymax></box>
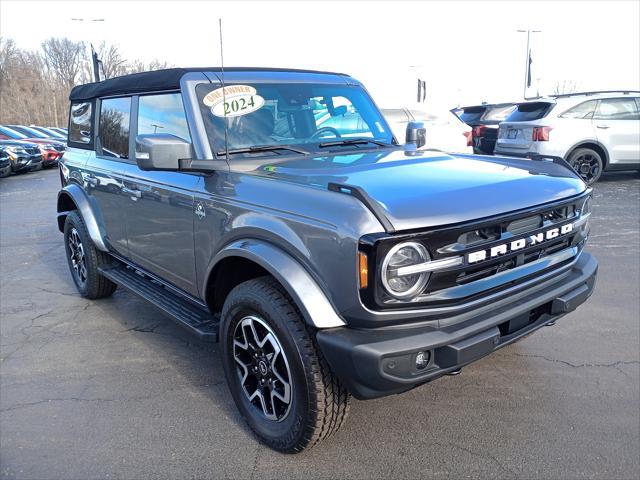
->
<box><xmin>358</xmin><ymin>252</ymin><xmax>368</xmax><ymax>289</ymax></box>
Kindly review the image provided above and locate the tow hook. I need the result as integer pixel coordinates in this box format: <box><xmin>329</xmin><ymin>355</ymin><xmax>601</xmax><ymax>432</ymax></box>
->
<box><xmin>447</xmin><ymin>368</ymin><xmax>462</xmax><ymax>376</ymax></box>
<box><xmin>546</xmin><ymin>319</ymin><xmax>556</xmax><ymax>326</ymax></box>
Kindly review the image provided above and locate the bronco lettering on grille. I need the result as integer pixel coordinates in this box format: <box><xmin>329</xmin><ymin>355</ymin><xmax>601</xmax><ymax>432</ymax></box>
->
<box><xmin>467</xmin><ymin>223</ymin><xmax>574</xmax><ymax>264</ymax></box>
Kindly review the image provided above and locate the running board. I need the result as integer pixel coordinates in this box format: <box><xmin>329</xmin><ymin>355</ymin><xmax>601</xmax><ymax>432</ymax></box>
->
<box><xmin>99</xmin><ymin>264</ymin><xmax>219</xmax><ymax>342</ymax></box>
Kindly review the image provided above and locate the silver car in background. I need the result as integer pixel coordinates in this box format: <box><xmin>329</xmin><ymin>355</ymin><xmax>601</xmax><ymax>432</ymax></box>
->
<box><xmin>494</xmin><ymin>91</ymin><xmax>640</xmax><ymax>184</ymax></box>
<box><xmin>382</xmin><ymin>107</ymin><xmax>473</xmax><ymax>154</ymax></box>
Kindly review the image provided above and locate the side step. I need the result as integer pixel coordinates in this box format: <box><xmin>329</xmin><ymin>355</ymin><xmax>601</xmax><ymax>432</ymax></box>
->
<box><xmin>99</xmin><ymin>264</ymin><xmax>219</xmax><ymax>342</ymax></box>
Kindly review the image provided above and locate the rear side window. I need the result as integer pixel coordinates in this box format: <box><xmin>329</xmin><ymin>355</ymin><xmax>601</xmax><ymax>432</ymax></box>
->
<box><xmin>458</xmin><ymin>106</ymin><xmax>486</xmax><ymax>124</ymax></box>
<box><xmin>483</xmin><ymin>105</ymin><xmax>515</xmax><ymax>121</ymax></box>
<box><xmin>69</xmin><ymin>102</ymin><xmax>93</xmax><ymax>145</ymax></box>
<box><xmin>560</xmin><ymin>100</ymin><xmax>598</xmax><ymax>119</ymax></box>
<box><xmin>505</xmin><ymin>102</ymin><xmax>553</xmax><ymax>122</ymax></box>
<box><xmin>99</xmin><ymin>97</ymin><xmax>131</xmax><ymax>159</ymax></box>
<box><xmin>137</xmin><ymin>93</ymin><xmax>191</xmax><ymax>141</ymax></box>
<box><xmin>593</xmin><ymin>98</ymin><xmax>639</xmax><ymax>120</ymax></box>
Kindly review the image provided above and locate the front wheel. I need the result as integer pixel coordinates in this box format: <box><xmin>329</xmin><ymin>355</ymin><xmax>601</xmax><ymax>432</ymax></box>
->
<box><xmin>220</xmin><ymin>277</ymin><xmax>350</xmax><ymax>453</ymax></box>
<box><xmin>568</xmin><ymin>148</ymin><xmax>604</xmax><ymax>185</ymax></box>
<box><xmin>63</xmin><ymin>211</ymin><xmax>117</xmax><ymax>299</ymax></box>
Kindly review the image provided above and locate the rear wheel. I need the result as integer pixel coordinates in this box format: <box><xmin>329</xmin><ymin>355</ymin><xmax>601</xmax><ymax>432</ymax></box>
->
<box><xmin>220</xmin><ymin>277</ymin><xmax>350</xmax><ymax>453</ymax></box>
<box><xmin>63</xmin><ymin>211</ymin><xmax>117</xmax><ymax>299</ymax></box>
<box><xmin>567</xmin><ymin>148</ymin><xmax>604</xmax><ymax>185</ymax></box>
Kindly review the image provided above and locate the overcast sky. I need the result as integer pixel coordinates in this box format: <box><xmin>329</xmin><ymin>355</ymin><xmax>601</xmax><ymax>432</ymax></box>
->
<box><xmin>1</xmin><ymin>0</ymin><xmax>639</xmax><ymax>109</ymax></box>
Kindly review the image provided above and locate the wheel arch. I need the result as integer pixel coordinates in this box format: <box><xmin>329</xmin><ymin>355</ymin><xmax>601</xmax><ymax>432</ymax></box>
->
<box><xmin>565</xmin><ymin>140</ymin><xmax>609</xmax><ymax>168</ymax></box>
<box><xmin>57</xmin><ymin>184</ymin><xmax>108</xmax><ymax>252</ymax></box>
<box><xmin>204</xmin><ymin>239</ymin><xmax>345</xmax><ymax>329</ymax></box>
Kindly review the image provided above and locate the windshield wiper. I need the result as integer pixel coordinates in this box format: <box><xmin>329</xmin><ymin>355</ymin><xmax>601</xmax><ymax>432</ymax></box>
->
<box><xmin>217</xmin><ymin>145</ymin><xmax>308</xmax><ymax>156</ymax></box>
<box><xmin>318</xmin><ymin>139</ymin><xmax>393</xmax><ymax>149</ymax></box>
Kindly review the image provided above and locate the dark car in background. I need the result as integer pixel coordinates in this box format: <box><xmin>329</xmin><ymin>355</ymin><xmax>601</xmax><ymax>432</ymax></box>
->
<box><xmin>0</xmin><ymin>125</ymin><xmax>64</xmax><ymax>167</ymax></box>
<box><xmin>453</xmin><ymin>103</ymin><xmax>515</xmax><ymax>154</ymax></box>
<box><xmin>0</xmin><ymin>147</ymin><xmax>12</xmax><ymax>177</ymax></box>
<box><xmin>0</xmin><ymin>140</ymin><xmax>44</xmax><ymax>173</ymax></box>
<box><xmin>28</xmin><ymin>125</ymin><xmax>68</xmax><ymax>141</ymax></box>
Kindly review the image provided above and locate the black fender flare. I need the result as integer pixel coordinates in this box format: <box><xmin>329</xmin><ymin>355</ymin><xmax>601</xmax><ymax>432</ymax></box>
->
<box><xmin>57</xmin><ymin>183</ymin><xmax>108</xmax><ymax>252</ymax></box>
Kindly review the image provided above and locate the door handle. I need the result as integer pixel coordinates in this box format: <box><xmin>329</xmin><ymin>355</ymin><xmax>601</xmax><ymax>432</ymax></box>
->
<box><xmin>122</xmin><ymin>186</ymin><xmax>142</xmax><ymax>199</ymax></box>
<box><xmin>84</xmin><ymin>174</ymin><xmax>98</xmax><ymax>188</ymax></box>
<box><xmin>596</xmin><ymin>124</ymin><xmax>610</xmax><ymax>129</ymax></box>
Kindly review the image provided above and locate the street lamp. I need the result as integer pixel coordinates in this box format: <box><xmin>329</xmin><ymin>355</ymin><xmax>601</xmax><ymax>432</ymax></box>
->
<box><xmin>70</xmin><ymin>18</ymin><xmax>106</xmax><ymax>81</ymax></box>
<box><xmin>517</xmin><ymin>29</ymin><xmax>541</xmax><ymax>99</ymax></box>
<box><xmin>151</xmin><ymin>124</ymin><xmax>164</xmax><ymax>134</ymax></box>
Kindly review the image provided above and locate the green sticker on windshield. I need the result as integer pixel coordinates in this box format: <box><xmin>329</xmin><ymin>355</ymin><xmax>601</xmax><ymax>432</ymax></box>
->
<box><xmin>203</xmin><ymin>85</ymin><xmax>265</xmax><ymax>118</ymax></box>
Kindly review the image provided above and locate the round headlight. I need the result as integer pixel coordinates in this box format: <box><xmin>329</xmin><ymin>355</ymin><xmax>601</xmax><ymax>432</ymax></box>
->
<box><xmin>381</xmin><ymin>241</ymin><xmax>430</xmax><ymax>300</ymax></box>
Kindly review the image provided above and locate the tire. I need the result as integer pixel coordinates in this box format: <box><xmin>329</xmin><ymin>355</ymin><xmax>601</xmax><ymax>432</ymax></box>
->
<box><xmin>220</xmin><ymin>277</ymin><xmax>350</xmax><ymax>453</ymax></box>
<box><xmin>63</xmin><ymin>211</ymin><xmax>117</xmax><ymax>299</ymax></box>
<box><xmin>567</xmin><ymin>148</ymin><xmax>604</xmax><ymax>185</ymax></box>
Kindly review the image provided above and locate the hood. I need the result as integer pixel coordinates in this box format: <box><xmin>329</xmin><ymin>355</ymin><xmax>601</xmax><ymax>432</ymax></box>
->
<box><xmin>20</xmin><ymin>138</ymin><xmax>64</xmax><ymax>146</ymax></box>
<box><xmin>236</xmin><ymin>148</ymin><xmax>586</xmax><ymax>232</ymax></box>
<box><xmin>0</xmin><ymin>140</ymin><xmax>40</xmax><ymax>148</ymax></box>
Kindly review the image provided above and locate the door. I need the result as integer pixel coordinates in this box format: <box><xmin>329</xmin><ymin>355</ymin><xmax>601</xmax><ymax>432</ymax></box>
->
<box><xmin>593</xmin><ymin>97</ymin><xmax>640</xmax><ymax>164</ymax></box>
<box><xmin>87</xmin><ymin>97</ymin><xmax>133</xmax><ymax>256</ymax></box>
<box><xmin>120</xmin><ymin>93</ymin><xmax>200</xmax><ymax>297</ymax></box>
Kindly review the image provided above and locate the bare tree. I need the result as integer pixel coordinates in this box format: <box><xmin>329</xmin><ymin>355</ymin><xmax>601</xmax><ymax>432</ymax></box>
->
<box><xmin>0</xmin><ymin>37</ymin><xmax>173</xmax><ymax>126</ymax></box>
<box><xmin>41</xmin><ymin>37</ymin><xmax>86</xmax><ymax>91</ymax></box>
<box><xmin>552</xmin><ymin>80</ymin><xmax>579</xmax><ymax>95</ymax></box>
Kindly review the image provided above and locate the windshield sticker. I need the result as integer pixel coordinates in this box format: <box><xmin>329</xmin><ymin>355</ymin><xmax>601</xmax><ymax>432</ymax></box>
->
<box><xmin>203</xmin><ymin>85</ymin><xmax>265</xmax><ymax>118</ymax></box>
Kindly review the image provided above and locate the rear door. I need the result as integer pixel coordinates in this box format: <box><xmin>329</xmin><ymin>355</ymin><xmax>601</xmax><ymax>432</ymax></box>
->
<box><xmin>496</xmin><ymin>102</ymin><xmax>554</xmax><ymax>152</ymax></box>
<box><xmin>120</xmin><ymin>92</ymin><xmax>200</xmax><ymax>297</ymax></box>
<box><xmin>593</xmin><ymin>97</ymin><xmax>640</xmax><ymax>164</ymax></box>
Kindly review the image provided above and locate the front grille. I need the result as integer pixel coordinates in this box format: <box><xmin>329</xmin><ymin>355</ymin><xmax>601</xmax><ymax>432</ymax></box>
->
<box><xmin>363</xmin><ymin>193</ymin><xmax>590</xmax><ymax>310</ymax></box>
<box><xmin>25</xmin><ymin>147</ymin><xmax>40</xmax><ymax>155</ymax></box>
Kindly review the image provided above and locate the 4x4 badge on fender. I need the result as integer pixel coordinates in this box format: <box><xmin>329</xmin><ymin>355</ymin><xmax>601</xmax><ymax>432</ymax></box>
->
<box><xmin>195</xmin><ymin>203</ymin><xmax>206</xmax><ymax>220</ymax></box>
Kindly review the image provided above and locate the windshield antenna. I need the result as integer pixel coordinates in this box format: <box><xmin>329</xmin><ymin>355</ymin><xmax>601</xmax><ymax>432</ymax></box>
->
<box><xmin>219</xmin><ymin>18</ymin><xmax>229</xmax><ymax>161</ymax></box>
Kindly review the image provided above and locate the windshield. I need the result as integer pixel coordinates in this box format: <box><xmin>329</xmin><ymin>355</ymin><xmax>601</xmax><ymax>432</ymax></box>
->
<box><xmin>0</xmin><ymin>126</ymin><xmax>27</xmax><ymax>139</ymax></box>
<box><xmin>196</xmin><ymin>83</ymin><xmax>394</xmax><ymax>156</ymax></box>
<box><xmin>8</xmin><ymin>125</ymin><xmax>47</xmax><ymax>138</ymax></box>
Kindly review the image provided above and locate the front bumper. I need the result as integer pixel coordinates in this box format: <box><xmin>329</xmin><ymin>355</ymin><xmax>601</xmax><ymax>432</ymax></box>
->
<box><xmin>317</xmin><ymin>251</ymin><xmax>597</xmax><ymax>400</ymax></box>
<box><xmin>10</xmin><ymin>154</ymin><xmax>44</xmax><ymax>172</ymax></box>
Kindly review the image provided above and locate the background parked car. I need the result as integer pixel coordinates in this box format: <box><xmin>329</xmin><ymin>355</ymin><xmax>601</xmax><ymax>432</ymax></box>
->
<box><xmin>494</xmin><ymin>91</ymin><xmax>640</xmax><ymax>184</ymax></box>
<box><xmin>0</xmin><ymin>147</ymin><xmax>12</xmax><ymax>178</ymax></box>
<box><xmin>48</xmin><ymin>127</ymin><xmax>68</xmax><ymax>136</ymax></box>
<box><xmin>27</xmin><ymin>125</ymin><xmax>68</xmax><ymax>141</ymax></box>
<box><xmin>453</xmin><ymin>103</ymin><xmax>516</xmax><ymax>155</ymax></box>
<box><xmin>0</xmin><ymin>140</ymin><xmax>44</xmax><ymax>173</ymax></box>
<box><xmin>382</xmin><ymin>107</ymin><xmax>473</xmax><ymax>153</ymax></box>
<box><xmin>0</xmin><ymin>125</ymin><xmax>64</xmax><ymax>167</ymax></box>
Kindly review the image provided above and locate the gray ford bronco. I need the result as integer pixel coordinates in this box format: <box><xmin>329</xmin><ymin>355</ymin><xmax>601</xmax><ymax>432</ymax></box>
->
<box><xmin>58</xmin><ymin>67</ymin><xmax>597</xmax><ymax>452</ymax></box>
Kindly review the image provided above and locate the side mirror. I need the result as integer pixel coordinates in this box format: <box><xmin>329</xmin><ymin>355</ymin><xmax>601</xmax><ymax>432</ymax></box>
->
<box><xmin>405</xmin><ymin>121</ymin><xmax>427</xmax><ymax>149</ymax></box>
<box><xmin>135</xmin><ymin>134</ymin><xmax>192</xmax><ymax>171</ymax></box>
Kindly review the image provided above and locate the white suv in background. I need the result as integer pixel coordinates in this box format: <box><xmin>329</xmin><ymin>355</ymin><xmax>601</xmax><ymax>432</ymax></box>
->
<box><xmin>382</xmin><ymin>107</ymin><xmax>473</xmax><ymax>154</ymax></box>
<box><xmin>494</xmin><ymin>91</ymin><xmax>640</xmax><ymax>184</ymax></box>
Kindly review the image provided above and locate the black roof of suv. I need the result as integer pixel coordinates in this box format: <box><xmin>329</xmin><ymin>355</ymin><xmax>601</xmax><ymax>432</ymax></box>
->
<box><xmin>69</xmin><ymin>67</ymin><xmax>349</xmax><ymax>101</ymax></box>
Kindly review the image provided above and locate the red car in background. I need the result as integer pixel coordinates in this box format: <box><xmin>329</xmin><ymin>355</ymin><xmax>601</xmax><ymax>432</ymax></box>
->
<box><xmin>0</xmin><ymin>125</ymin><xmax>65</xmax><ymax>167</ymax></box>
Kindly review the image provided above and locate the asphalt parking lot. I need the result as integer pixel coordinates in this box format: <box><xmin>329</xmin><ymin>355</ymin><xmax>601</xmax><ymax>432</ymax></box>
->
<box><xmin>1</xmin><ymin>168</ymin><xmax>639</xmax><ymax>480</ymax></box>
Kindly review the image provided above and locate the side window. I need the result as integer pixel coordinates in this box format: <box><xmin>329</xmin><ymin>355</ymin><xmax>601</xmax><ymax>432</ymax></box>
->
<box><xmin>137</xmin><ymin>93</ymin><xmax>191</xmax><ymax>141</ymax></box>
<box><xmin>560</xmin><ymin>100</ymin><xmax>597</xmax><ymax>119</ymax></box>
<box><xmin>69</xmin><ymin>102</ymin><xmax>93</xmax><ymax>144</ymax></box>
<box><xmin>594</xmin><ymin>98</ymin><xmax>639</xmax><ymax>120</ymax></box>
<box><xmin>99</xmin><ymin>97</ymin><xmax>131</xmax><ymax>159</ymax></box>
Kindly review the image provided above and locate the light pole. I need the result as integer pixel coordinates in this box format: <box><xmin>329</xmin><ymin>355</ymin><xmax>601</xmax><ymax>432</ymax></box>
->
<box><xmin>151</xmin><ymin>124</ymin><xmax>164</xmax><ymax>134</ymax></box>
<box><xmin>70</xmin><ymin>18</ymin><xmax>106</xmax><ymax>81</ymax></box>
<box><xmin>517</xmin><ymin>29</ymin><xmax>541</xmax><ymax>99</ymax></box>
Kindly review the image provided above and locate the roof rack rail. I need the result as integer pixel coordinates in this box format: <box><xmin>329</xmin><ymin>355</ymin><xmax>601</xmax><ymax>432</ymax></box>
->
<box><xmin>550</xmin><ymin>90</ymin><xmax>640</xmax><ymax>99</ymax></box>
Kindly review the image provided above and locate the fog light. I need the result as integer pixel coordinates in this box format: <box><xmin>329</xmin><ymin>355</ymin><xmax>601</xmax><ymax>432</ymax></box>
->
<box><xmin>415</xmin><ymin>351</ymin><xmax>430</xmax><ymax>370</ymax></box>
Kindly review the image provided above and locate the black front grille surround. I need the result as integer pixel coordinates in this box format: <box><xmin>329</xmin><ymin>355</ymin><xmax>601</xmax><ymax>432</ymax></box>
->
<box><xmin>359</xmin><ymin>191</ymin><xmax>591</xmax><ymax>311</ymax></box>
